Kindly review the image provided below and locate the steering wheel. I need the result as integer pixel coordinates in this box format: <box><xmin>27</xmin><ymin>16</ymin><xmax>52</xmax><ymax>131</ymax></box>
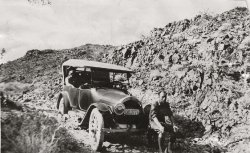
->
<box><xmin>79</xmin><ymin>83</ymin><xmax>90</xmax><ymax>89</ymax></box>
<box><xmin>113</xmin><ymin>81</ymin><xmax>123</xmax><ymax>89</ymax></box>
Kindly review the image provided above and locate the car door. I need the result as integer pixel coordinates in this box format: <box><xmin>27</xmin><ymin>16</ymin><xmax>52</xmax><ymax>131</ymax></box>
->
<box><xmin>63</xmin><ymin>86</ymin><xmax>79</xmax><ymax>108</ymax></box>
<box><xmin>78</xmin><ymin>89</ymin><xmax>92</xmax><ymax>110</ymax></box>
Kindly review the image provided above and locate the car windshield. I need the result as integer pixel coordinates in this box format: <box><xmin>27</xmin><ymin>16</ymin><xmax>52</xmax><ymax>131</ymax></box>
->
<box><xmin>92</xmin><ymin>70</ymin><xmax>129</xmax><ymax>89</ymax></box>
<box><xmin>92</xmin><ymin>70</ymin><xmax>110</xmax><ymax>87</ymax></box>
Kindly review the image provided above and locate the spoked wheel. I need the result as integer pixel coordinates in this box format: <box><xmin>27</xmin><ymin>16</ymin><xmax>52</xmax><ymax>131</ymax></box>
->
<box><xmin>89</xmin><ymin>108</ymin><xmax>104</xmax><ymax>151</ymax></box>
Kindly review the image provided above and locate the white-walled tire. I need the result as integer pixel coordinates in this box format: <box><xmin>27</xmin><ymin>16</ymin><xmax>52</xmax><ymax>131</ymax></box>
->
<box><xmin>89</xmin><ymin>108</ymin><xmax>104</xmax><ymax>151</ymax></box>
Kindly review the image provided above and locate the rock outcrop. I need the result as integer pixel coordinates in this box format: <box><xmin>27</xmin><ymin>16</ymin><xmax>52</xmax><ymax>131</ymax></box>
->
<box><xmin>106</xmin><ymin>7</ymin><xmax>250</xmax><ymax>151</ymax></box>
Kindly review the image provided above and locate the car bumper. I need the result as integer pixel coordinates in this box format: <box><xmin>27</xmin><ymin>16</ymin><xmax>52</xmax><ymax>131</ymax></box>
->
<box><xmin>103</xmin><ymin>124</ymin><xmax>146</xmax><ymax>133</ymax></box>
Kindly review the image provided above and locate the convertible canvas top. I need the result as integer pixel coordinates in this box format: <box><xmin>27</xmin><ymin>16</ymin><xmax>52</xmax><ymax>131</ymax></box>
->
<box><xmin>62</xmin><ymin>59</ymin><xmax>133</xmax><ymax>73</ymax></box>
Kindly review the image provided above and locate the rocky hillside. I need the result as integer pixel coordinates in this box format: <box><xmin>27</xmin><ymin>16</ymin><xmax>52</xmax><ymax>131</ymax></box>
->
<box><xmin>0</xmin><ymin>44</ymin><xmax>114</xmax><ymax>83</ymax></box>
<box><xmin>107</xmin><ymin>7</ymin><xmax>250</xmax><ymax>152</ymax></box>
<box><xmin>1</xmin><ymin>7</ymin><xmax>250</xmax><ymax>153</ymax></box>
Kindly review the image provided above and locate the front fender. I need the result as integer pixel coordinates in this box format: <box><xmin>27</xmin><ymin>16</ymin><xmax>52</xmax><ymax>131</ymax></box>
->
<box><xmin>80</xmin><ymin>103</ymin><xmax>111</xmax><ymax>129</ymax></box>
<box><xmin>92</xmin><ymin>103</ymin><xmax>112</xmax><ymax>112</ymax></box>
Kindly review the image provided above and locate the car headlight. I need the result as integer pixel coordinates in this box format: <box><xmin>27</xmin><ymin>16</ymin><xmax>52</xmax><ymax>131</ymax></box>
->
<box><xmin>114</xmin><ymin>103</ymin><xmax>125</xmax><ymax>115</ymax></box>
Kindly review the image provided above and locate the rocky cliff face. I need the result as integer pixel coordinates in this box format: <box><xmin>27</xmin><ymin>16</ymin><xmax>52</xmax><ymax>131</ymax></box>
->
<box><xmin>106</xmin><ymin>7</ymin><xmax>250</xmax><ymax>151</ymax></box>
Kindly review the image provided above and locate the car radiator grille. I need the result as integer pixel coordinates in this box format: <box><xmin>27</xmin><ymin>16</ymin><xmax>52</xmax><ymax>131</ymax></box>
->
<box><xmin>114</xmin><ymin>100</ymin><xmax>143</xmax><ymax>124</ymax></box>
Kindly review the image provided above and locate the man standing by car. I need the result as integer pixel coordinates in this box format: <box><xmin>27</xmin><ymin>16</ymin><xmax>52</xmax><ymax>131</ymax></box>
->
<box><xmin>149</xmin><ymin>90</ymin><xmax>178</xmax><ymax>153</ymax></box>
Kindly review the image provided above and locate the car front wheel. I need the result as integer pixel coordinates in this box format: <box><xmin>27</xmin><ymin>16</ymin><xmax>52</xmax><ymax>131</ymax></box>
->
<box><xmin>89</xmin><ymin>108</ymin><xmax>104</xmax><ymax>151</ymax></box>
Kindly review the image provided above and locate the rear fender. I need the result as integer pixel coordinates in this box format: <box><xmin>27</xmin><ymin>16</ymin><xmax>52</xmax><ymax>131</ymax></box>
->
<box><xmin>80</xmin><ymin>103</ymin><xmax>112</xmax><ymax>129</ymax></box>
<box><xmin>56</xmin><ymin>92</ymin><xmax>71</xmax><ymax>109</ymax></box>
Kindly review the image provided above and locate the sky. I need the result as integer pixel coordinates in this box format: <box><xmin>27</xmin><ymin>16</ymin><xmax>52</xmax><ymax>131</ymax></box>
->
<box><xmin>0</xmin><ymin>0</ymin><xmax>248</xmax><ymax>63</ymax></box>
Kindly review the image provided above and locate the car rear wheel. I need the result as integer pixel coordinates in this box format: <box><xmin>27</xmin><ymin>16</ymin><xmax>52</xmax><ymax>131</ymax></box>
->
<box><xmin>89</xmin><ymin>108</ymin><xmax>104</xmax><ymax>151</ymax></box>
<box><xmin>58</xmin><ymin>98</ymin><xmax>68</xmax><ymax>114</ymax></box>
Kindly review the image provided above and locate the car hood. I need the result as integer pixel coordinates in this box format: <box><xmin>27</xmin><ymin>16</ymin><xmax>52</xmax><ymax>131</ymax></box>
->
<box><xmin>93</xmin><ymin>88</ymin><xmax>139</xmax><ymax>106</ymax></box>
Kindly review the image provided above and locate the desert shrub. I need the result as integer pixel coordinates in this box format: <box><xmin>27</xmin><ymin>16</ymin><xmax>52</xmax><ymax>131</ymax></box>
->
<box><xmin>0</xmin><ymin>82</ymin><xmax>31</xmax><ymax>95</ymax></box>
<box><xmin>1</xmin><ymin>111</ymin><xmax>82</xmax><ymax>153</ymax></box>
<box><xmin>0</xmin><ymin>91</ymin><xmax>23</xmax><ymax>110</ymax></box>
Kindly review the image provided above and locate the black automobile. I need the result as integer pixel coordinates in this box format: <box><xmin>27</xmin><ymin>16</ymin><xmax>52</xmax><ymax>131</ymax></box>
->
<box><xmin>57</xmin><ymin>59</ymin><xmax>147</xmax><ymax>151</ymax></box>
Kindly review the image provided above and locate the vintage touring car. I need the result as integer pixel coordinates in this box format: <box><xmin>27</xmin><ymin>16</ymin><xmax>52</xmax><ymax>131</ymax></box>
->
<box><xmin>57</xmin><ymin>59</ymin><xmax>147</xmax><ymax>151</ymax></box>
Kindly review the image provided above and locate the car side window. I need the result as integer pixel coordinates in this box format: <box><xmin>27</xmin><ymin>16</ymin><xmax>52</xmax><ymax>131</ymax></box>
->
<box><xmin>93</xmin><ymin>70</ymin><xmax>110</xmax><ymax>82</ymax></box>
<box><xmin>92</xmin><ymin>70</ymin><xmax>110</xmax><ymax>87</ymax></box>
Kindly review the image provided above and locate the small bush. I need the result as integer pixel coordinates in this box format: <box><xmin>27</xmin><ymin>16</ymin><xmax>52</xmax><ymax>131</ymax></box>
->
<box><xmin>1</xmin><ymin>111</ymin><xmax>83</xmax><ymax>153</ymax></box>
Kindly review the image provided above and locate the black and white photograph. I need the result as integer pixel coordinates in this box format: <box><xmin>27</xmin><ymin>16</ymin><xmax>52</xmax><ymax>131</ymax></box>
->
<box><xmin>0</xmin><ymin>0</ymin><xmax>250</xmax><ymax>152</ymax></box>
